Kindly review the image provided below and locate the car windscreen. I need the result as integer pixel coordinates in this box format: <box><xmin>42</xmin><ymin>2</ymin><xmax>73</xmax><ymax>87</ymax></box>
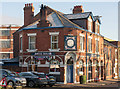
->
<box><xmin>33</xmin><ymin>73</ymin><xmax>46</xmax><ymax>78</ymax></box>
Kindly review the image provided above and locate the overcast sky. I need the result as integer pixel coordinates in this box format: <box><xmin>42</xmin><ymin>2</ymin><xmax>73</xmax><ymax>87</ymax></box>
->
<box><xmin>0</xmin><ymin>1</ymin><xmax>118</xmax><ymax>41</ymax></box>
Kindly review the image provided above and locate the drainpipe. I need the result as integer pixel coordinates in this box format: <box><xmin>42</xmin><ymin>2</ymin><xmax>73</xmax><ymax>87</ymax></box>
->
<box><xmin>86</xmin><ymin>31</ymin><xmax>88</xmax><ymax>82</ymax></box>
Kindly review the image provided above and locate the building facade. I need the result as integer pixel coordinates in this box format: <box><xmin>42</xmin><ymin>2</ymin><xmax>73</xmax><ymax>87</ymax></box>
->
<box><xmin>103</xmin><ymin>39</ymin><xmax>118</xmax><ymax>79</ymax></box>
<box><xmin>0</xmin><ymin>25</ymin><xmax>20</xmax><ymax>60</ymax></box>
<box><xmin>13</xmin><ymin>3</ymin><xmax>117</xmax><ymax>83</ymax></box>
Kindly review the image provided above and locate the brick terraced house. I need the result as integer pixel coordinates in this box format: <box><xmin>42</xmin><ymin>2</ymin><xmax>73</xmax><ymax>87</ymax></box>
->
<box><xmin>13</xmin><ymin>3</ymin><xmax>118</xmax><ymax>83</ymax></box>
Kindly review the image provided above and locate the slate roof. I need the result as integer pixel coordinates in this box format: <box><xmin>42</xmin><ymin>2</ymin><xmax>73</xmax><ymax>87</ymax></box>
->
<box><xmin>24</xmin><ymin>6</ymin><xmax>80</xmax><ymax>29</ymax></box>
<box><xmin>64</xmin><ymin>12</ymin><xmax>92</xmax><ymax>20</ymax></box>
<box><xmin>104</xmin><ymin>39</ymin><xmax>117</xmax><ymax>48</ymax></box>
<box><xmin>93</xmin><ymin>16</ymin><xmax>101</xmax><ymax>24</ymax></box>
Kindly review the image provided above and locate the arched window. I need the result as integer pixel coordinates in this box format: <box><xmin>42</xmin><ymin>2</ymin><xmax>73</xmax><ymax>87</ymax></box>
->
<box><xmin>88</xmin><ymin>60</ymin><xmax>92</xmax><ymax>80</ymax></box>
<box><xmin>79</xmin><ymin>60</ymin><xmax>84</xmax><ymax>72</ymax></box>
<box><xmin>50</xmin><ymin>59</ymin><xmax>60</xmax><ymax>73</ymax></box>
<box><xmin>95</xmin><ymin>60</ymin><xmax>98</xmax><ymax>77</ymax></box>
<box><xmin>79</xmin><ymin>60</ymin><xmax>84</xmax><ymax>75</ymax></box>
<box><xmin>88</xmin><ymin>60</ymin><xmax>92</xmax><ymax>71</ymax></box>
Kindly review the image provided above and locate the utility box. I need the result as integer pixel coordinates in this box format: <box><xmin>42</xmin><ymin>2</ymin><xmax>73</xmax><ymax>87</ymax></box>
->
<box><xmin>79</xmin><ymin>75</ymin><xmax>86</xmax><ymax>84</ymax></box>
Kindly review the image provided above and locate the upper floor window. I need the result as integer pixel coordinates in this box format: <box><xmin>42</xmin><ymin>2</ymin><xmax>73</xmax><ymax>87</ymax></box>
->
<box><xmin>49</xmin><ymin>32</ymin><xmax>60</xmax><ymax>51</ymax></box>
<box><xmin>27</xmin><ymin>33</ymin><xmax>36</xmax><ymax>51</ymax></box>
<box><xmin>96</xmin><ymin>40</ymin><xmax>99</xmax><ymax>53</ymax></box>
<box><xmin>109</xmin><ymin>49</ymin><xmax>112</xmax><ymax>60</ymax></box>
<box><xmin>95</xmin><ymin>22</ymin><xmax>100</xmax><ymax>34</ymax></box>
<box><xmin>88</xmin><ymin>18</ymin><xmax>92</xmax><ymax>32</ymax></box>
<box><xmin>80</xmin><ymin>36</ymin><xmax>84</xmax><ymax>51</ymax></box>
<box><xmin>0</xmin><ymin>30</ymin><xmax>10</xmax><ymax>36</ymax></box>
<box><xmin>0</xmin><ymin>41</ymin><xmax>10</xmax><ymax>48</ymax></box>
<box><xmin>20</xmin><ymin>35</ymin><xmax>22</xmax><ymax>51</ymax></box>
<box><xmin>88</xmin><ymin>38</ymin><xmax>92</xmax><ymax>52</ymax></box>
<box><xmin>29</xmin><ymin>36</ymin><xmax>36</xmax><ymax>50</ymax></box>
<box><xmin>51</xmin><ymin>35</ymin><xmax>58</xmax><ymax>49</ymax></box>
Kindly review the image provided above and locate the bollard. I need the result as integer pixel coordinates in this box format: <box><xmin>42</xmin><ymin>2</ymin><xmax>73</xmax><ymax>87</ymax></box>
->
<box><xmin>14</xmin><ymin>86</ymin><xmax>22</xmax><ymax>89</ymax></box>
<box><xmin>6</xmin><ymin>85</ymin><xmax>13</xmax><ymax>89</ymax></box>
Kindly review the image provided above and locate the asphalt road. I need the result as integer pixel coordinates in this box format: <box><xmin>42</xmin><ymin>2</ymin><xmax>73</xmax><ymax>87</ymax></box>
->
<box><xmin>4</xmin><ymin>86</ymin><xmax>120</xmax><ymax>89</ymax></box>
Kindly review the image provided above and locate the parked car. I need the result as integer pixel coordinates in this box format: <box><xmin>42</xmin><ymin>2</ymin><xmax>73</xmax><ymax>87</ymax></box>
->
<box><xmin>0</xmin><ymin>69</ymin><xmax>26</xmax><ymax>87</ymax></box>
<box><xmin>32</xmin><ymin>72</ymin><xmax>56</xmax><ymax>87</ymax></box>
<box><xmin>46</xmin><ymin>74</ymin><xmax>56</xmax><ymax>87</ymax></box>
<box><xmin>18</xmin><ymin>72</ymin><xmax>48</xmax><ymax>88</ymax></box>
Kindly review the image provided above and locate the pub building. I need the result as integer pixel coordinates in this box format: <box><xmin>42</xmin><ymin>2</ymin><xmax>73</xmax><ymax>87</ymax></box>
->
<box><xmin>13</xmin><ymin>3</ymin><xmax>117</xmax><ymax>83</ymax></box>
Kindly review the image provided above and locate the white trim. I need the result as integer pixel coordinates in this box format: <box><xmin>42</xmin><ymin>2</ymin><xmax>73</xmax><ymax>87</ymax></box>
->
<box><xmin>20</xmin><ymin>34</ymin><xmax>22</xmax><ymax>38</ymax></box>
<box><xmin>88</xmin><ymin>36</ymin><xmax>92</xmax><ymax>39</ymax></box>
<box><xmin>0</xmin><ymin>28</ymin><xmax>18</xmax><ymax>31</ymax></box>
<box><xmin>49</xmin><ymin>32</ymin><xmax>59</xmax><ymax>35</ymax></box>
<box><xmin>0</xmin><ymin>52</ymin><xmax>13</xmax><ymax>53</ymax></box>
<box><xmin>27</xmin><ymin>33</ymin><xmax>37</xmax><ymax>36</ymax></box>
<box><xmin>79</xmin><ymin>50</ymin><xmax>85</xmax><ymax>53</ymax></box>
<box><xmin>95</xmin><ymin>38</ymin><xmax>99</xmax><ymax>41</ymax></box>
<box><xmin>0</xmin><ymin>39</ymin><xmax>13</xmax><ymax>41</ymax></box>
<box><xmin>49</xmin><ymin>72</ymin><xmax>60</xmax><ymax>75</ymax></box>
<box><xmin>60</xmin><ymin>65</ymin><xmax>64</xmax><ymax>67</ymax></box>
<box><xmin>79</xmin><ymin>33</ymin><xmax>85</xmax><ymax>37</ymax></box>
<box><xmin>49</xmin><ymin>48</ymin><xmax>60</xmax><ymax>52</ymax></box>
<box><xmin>88</xmin><ymin>18</ymin><xmax>92</xmax><ymax>22</ymax></box>
<box><xmin>26</xmin><ymin>49</ymin><xmax>38</xmax><ymax>52</ymax></box>
<box><xmin>20</xmin><ymin>50</ymin><xmax>23</xmax><ymax>53</ymax></box>
<box><xmin>37</xmin><ymin>64</ymin><xmax>49</xmax><ymax>67</ymax></box>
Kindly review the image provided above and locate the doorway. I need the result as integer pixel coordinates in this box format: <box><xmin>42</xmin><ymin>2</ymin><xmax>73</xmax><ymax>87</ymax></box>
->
<box><xmin>67</xmin><ymin>58</ymin><xmax>73</xmax><ymax>83</ymax></box>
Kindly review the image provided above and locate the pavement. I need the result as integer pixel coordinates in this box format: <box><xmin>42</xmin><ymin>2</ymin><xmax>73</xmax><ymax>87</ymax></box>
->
<box><xmin>54</xmin><ymin>79</ymin><xmax>119</xmax><ymax>88</ymax></box>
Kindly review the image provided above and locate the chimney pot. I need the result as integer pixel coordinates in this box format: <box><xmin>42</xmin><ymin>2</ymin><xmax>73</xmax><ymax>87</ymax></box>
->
<box><xmin>25</xmin><ymin>4</ymin><xmax>27</xmax><ymax>7</ymax></box>
<box><xmin>26</xmin><ymin>4</ymin><xmax>28</xmax><ymax>7</ymax></box>
<box><xmin>73</xmin><ymin>5</ymin><xmax>84</xmax><ymax>14</ymax></box>
<box><xmin>31</xmin><ymin>3</ymin><xmax>33</xmax><ymax>6</ymax></box>
<box><xmin>29</xmin><ymin>3</ymin><xmax>31</xmax><ymax>6</ymax></box>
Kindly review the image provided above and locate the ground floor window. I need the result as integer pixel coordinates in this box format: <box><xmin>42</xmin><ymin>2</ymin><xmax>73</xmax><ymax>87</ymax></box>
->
<box><xmin>79</xmin><ymin>60</ymin><xmax>84</xmax><ymax>75</ymax></box>
<box><xmin>0</xmin><ymin>53</ymin><xmax>10</xmax><ymax>59</ymax></box>
<box><xmin>50</xmin><ymin>59</ymin><xmax>60</xmax><ymax>72</ymax></box>
<box><xmin>88</xmin><ymin>60</ymin><xmax>92</xmax><ymax>80</ymax></box>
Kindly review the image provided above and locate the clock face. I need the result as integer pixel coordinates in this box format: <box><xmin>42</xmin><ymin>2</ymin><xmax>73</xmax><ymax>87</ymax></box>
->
<box><xmin>67</xmin><ymin>39</ymin><xmax>74</xmax><ymax>47</ymax></box>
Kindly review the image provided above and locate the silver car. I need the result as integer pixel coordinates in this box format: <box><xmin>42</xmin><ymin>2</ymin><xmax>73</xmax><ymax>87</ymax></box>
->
<box><xmin>0</xmin><ymin>69</ymin><xmax>26</xmax><ymax>87</ymax></box>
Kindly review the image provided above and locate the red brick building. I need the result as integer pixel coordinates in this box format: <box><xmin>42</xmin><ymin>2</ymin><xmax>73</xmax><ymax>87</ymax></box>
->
<box><xmin>0</xmin><ymin>25</ymin><xmax>20</xmax><ymax>60</ymax></box>
<box><xmin>13</xmin><ymin>3</ymin><xmax>117</xmax><ymax>83</ymax></box>
<box><xmin>103</xmin><ymin>39</ymin><xmax>118</xmax><ymax>79</ymax></box>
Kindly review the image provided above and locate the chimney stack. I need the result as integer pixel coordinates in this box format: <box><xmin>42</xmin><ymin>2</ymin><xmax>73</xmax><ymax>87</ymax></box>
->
<box><xmin>37</xmin><ymin>4</ymin><xmax>50</xmax><ymax>27</ymax></box>
<box><xmin>73</xmin><ymin>5</ymin><xmax>84</xmax><ymax>14</ymax></box>
<box><xmin>23</xmin><ymin>3</ymin><xmax>34</xmax><ymax>26</ymax></box>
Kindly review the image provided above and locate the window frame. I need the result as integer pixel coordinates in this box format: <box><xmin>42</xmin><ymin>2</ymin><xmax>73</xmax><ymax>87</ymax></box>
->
<box><xmin>49</xmin><ymin>59</ymin><xmax>60</xmax><ymax>74</ymax></box>
<box><xmin>80</xmin><ymin>36</ymin><xmax>84</xmax><ymax>51</ymax></box>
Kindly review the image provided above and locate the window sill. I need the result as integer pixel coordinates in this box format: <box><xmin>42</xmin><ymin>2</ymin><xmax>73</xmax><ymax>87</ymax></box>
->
<box><xmin>95</xmin><ymin>52</ymin><xmax>99</xmax><ymax>54</ymax></box>
<box><xmin>79</xmin><ymin>50</ymin><xmax>85</xmax><ymax>53</ymax></box>
<box><xmin>26</xmin><ymin>49</ymin><xmax>38</xmax><ymax>52</ymax></box>
<box><xmin>49</xmin><ymin>48</ymin><xmax>60</xmax><ymax>52</ymax></box>
<box><xmin>20</xmin><ymin>50</ymin><xmax>23</xmax><ymax>53</ymax></box>
<box><xmin>88</xmin><ymin>51</ymin><xmax>92</xmax><ymax>53</ymax></box>
<box><xmin>49</xmin><ymin>72</ymin><xmax>60</xmax><ymax>75</ymax></box>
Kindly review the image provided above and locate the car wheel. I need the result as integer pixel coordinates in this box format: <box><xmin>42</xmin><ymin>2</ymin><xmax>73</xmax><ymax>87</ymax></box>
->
<box><xmin>49</xmin><ymin>84</ymin><xmax>53</xmax><ymax>87</ymax></box>
<box><xmin>28</xmin><ymin>81</ymin><xmax>35</xmax><ymax>88</ymax></box>
<box><xmin>7</xmin><ymin>81</ymin><xmax>14</xmax><ymax>87</ymax></box>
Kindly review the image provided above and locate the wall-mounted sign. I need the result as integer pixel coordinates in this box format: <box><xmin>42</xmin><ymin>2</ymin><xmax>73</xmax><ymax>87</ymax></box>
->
<box><xmin>31</xmin><ymin>52</ymin><xmax>55</xmax><ymax>60</ymax></box>
<box><xmin>64</xmin><ymin>35</ymin><xmax>77</xmax><ymax>51</ymax></box>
